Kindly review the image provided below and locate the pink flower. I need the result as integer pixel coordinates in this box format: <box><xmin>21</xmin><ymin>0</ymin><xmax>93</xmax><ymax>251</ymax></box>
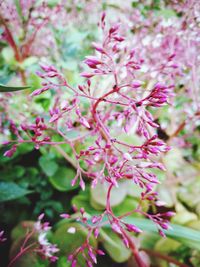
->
<box><xmin>34</xmin><ymin>214</ymin><xmax>59</xmax><ymax>261</ymax></box>
<box><xmin>4</xmin><ymin>145</ymin><xmax>17</xmax><ymax>158</ymax></box>
<box><xmin>0</xmin><ymin>231</ymin><xmax>6</xmax><ymax>242</ymax></box>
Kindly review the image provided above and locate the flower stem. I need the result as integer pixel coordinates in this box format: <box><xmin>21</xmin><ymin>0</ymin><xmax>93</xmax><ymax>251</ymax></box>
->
<box><xmin>142</xmin><ymin>248</ymin><xmax>190</xmax><ymax>267</ymax></box>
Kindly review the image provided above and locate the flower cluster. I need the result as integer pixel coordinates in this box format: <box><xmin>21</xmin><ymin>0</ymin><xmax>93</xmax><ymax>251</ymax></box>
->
<box><xmin>61</xmin><ymin>209</ymin><xmax>105</xmax><ymax>267</ymax></box>
<box><xmin>124</xmin><ymin>0</ymin><xmax>200</xmax><ymax>141</ymax></box>
<box><xmin>0</xmin><ymin>0</ymin><xmax>67</xmax><ymax>59</ymax></box>
<box><xmin>2</xmin><ymin>3</ymin><xmax>200</xmax><ymax>266</ymax></box>
<box><xmin>13</xmin><ymin>14</ymin><xmax>174</xmax><ymax>266</ymax></box>
<box><xmin>34</xmin><ymin>213</ymin><xmax>59</xmax><ymax>262</ymax></box>
<box><xmin>6</xmin><ymin>215</ymin><xmax>59</xmax><ymax>267</ymax></box>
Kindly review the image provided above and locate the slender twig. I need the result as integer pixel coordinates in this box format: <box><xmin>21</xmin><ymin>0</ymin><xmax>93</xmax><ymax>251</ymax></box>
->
<box><xmin>0</xmin><ymin>13</ymin><xmax>27</xmax><ymax>84</ymax></box>
<box><xmin>141</xmin><ymin>248</ymin><xmax>190</xmax><ymax>267</ymax></box>
<box><xmin>8</xmin><ymin>242</ymin><xmax>36</xmax><ymax>267</ymax></box>
<box><xmin>54</xmin><ymin>145</ymin><xmax>78</xmax><ymax>169</ymax></box>
<box><xmin>0</xmin><ymin>14</ymin><xmax>22</xmax><ymax>61</ymax></box>
<box><xmin>106</xmin><ymin>184</ymin><xmax>147</xmax><ymax>267</ymax></box>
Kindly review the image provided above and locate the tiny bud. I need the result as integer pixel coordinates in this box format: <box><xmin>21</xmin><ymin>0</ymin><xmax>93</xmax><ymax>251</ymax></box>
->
<box><xmin>156</xmin><ymin>200</ymin><xmax>167</xmax><ymax>207</ymax></box>
<box><xmin>88</xmin><ymin>146</ymin><xmax>95</xmax><ymax>151</ymax></box>
<box><xmin>47</xmin><ymin>71</ymin><xmax>58</xmax><ymax>78</ymax></box>
<box><xmin>88</xmin><ymin>250</ymin><xmax>97</xmax><ymax>264</ymax></box>
<box><xmin>96</xmin><ymin>249</ymin><xmax>105</xmax><ymax>255</ymax></box>
<box><xmin>94</xmin><ymin>228</ymin><xmax>99</xmax><ymax>238</ymax></box>
<box><xmin>68</xmin><ymin>254</ymin><xmax>73</xmax><ymax>261</ymax></box>
<box><xmin>101</xmin><ymin>11</ymin><xmax>106</xmax><ymax>23</ymax></box>
<box><xmin>126</xmin><ymin>224</ymin><xmax>142</xmax><ymax>233</ymax></box>
<box><xmin>38</xmin><ymin>213</ymin><xmax>45</xmax><ymax>221</ymax></box>
<box><xmin>86</xmin><ymin>260</ymin><xmax>93</xmax><ymax>267</ymax></box>
<box><xmin>91</xmin><ymin>179</ymin><xmax>98</xmax><ymax>188</ymax></box>
<box><xmin>35</xmin><ymin>143</ymin><xmax>40</xmax><ymax>149</ymax></box>
<box><xmin>3</xmin><ymin>145</ymin><xmax>17</xmax><ymax>158</ymax></box>
<box><xmin>87</xmin><ymin>79</ymin><xmax>91</xmax><ymax>87</ymax></box>
<box><xmin>80</xmin><ymin>72</ymin><xmax>94</xmax><ymax>78</ymax></box>
<box><xmin>71</xmin><ymin>259</ymin><xmax>77</xmax><ymax>267</ymax></box>
<box><xmin>0</xmin><ymin>231</ymin><xmax>6</xmax><ymax>242</ymax></box>
<box><xmin>91</xmin><ymin>215</ymin><xmax>101</xmax><ymax>224</ymax></box>
<box><xmin>122</xmin><ymin>237</ymin><xmax>129</xmax><ymax>248</ymax></box>
<box><xmin>78</xmin><ymin>85</ymin><xmax>84</xmax><ymax>91</ymax></box>
<box><xmin>111</xmin><ymin>222</ymin><xmax>122</xmax><ymax>234</ymax></box>
<box><xmin>158</xmin><ymin>229</ymin><xmax>166</xmax><ymax>237</ymax></box>
<box><xmin>79</xmin><ymin>179</ymin><xmax>85</xmax><ymax>191</ymax></box>
<box><xmin>131</xmin><ymin>80</ymin><xmax>143</xmax><ymax>88</ymax></box>
<box><xmin>160</xmin><ymin>222</ymin><xmax>169</xmax><ymax>230</ymax></box>
<box><xmin>72</xmin><ymin>204</ymin><xmax>78</xmax><ymax>212</ymax></box>
<box><xmin>92</xmin><ymin>42</ymin><xmax>105</xmax><ymax>53</ymax></box>
<box><xmin>49</xmin><ymin>114</ymin><xmax>59</xmax><ymax>123</ymax></box>
<box><xmin>21</xmin><ymin>124</ymin><xmax>27</xmax><ymax>131</ymax></box>
<box><xmin>105</xmin><ymin>144</ymin><xmax>111</xmax><ymax>149</ymax></box>
<box><xmin>80</xmin><ymin>208</ymin><xmax>85</xmax><ymax>215</ymax></box>
<box><xmin>80</xmin><ymin>117</ymin><xmax>90</xmax><ymax>129</ymax></box>
<box><xmin>60</xmin><ymin>213</ymin><xmax>70</xmax><ymax>219</ymax></box>
<box><xmin>164</xmin><ymin>211</ymin><xmax>176</xmax><ymax>217</ymax></box>
<box><xmin>2</xmin><ymin>141</ymin><xmax>10</xmax><ymax>145</ymax></box>
<box><xmin>35</xmin><ymin>117</ymin><xmax>40</xmax><ymax>124</ymax></box>
<box><xmin>71</xmin><ymin>178</ymin><xmax>77</xmax><ymax>187</ymax></box>
<box><xmin>123</xmin><ymin>152</ymin><xmax>132</xmax><ymax>161</ymax></box>
<box><xmin>35</xmin><ymin>71</ymin><xmax>45</xmax><ymax>78</ymax></box>
<box><xmin>109</xmin><ymin>24</ymin><xmax>120</xmax><ymax>35</ymax></box>
<box><xmin>114</xmin><ymin>36</ymin><xmax>125</xmax><ymax>42</ymax></box>
<box><xmin>43</xmin><ymin>136</ymin><xmax>51</xmax><ymax>142</ymax></box>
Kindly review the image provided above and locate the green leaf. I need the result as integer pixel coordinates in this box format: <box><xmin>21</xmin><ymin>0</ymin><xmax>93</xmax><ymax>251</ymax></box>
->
<box><xmin>90</xmin><ymin>181</ymin><xmax>128</xmax><ymax>209</ymax></box>
<box><xmin>53</xmin><ymin>222</ymin><xmax>97</xmax><ymax>254</ymax></box>
<box><xmin>154</xmin><ymin>238</ymin><xmax>181</xmax><ymax>253</ymax></box>
<box><xmin>187</xmin><ymin>220</ymin><xmax>200</xmax><ymax>230</ymax></box>
<box><xmin>155</xmin><ymin>9</ymin><xmax>177</xmax><ymax>18</ymax></box>
<box><xmin>0</xmin><ymin>84</ymin><xmax>30</xmax><ymax>92</ymax></box>
<box><xmin>47</xmin><ymin>0</ymin><xmax>60</xmax><ymax>7</ymax></box>
<box><xmin>65</xmin><ymin>130</ymin><xmax>81</xmax><ymax>140</ymax></box>
<box><xmin>112</xmin><ymin>196</ymin><xmax>140</xmax><ymax>216</ymax></box>
<box><xmin>100</xmin><ymin>228</ymin><xmax>131</xmax><ymax>263</ymax></box>
<box><xmin>57</xmin><ymin>256</ymin><xmax>71</xmax><ymax>267</ymax></box>
<box><xmin>0</xmin><ymin>182</ymin><xmax>32</xmax><ymax>202</ymax></box>
<box><xmin>121</xmin><ymin>218</ymin><xmax>200</xmax><ymax>250</ymax></box>
<box><xmin>72</xmin><ymin>189</ymin><xmax>142</xmax><ymax>217</ymax></box>
<box><xmin>72</xmin><ymin>188</ymin><xmax>100</xmax><ymax>215</ymax></box>
<box><xmin>14</xmin><ymin>0</ymin><xmax>23</xmax><ymax>20</ymax></box>
<box><xmin>140</xmin><ymin>232</ymin><xmax>160</xmax><ymax>250</ymax></box>
<box><xmin>163</xmin><ymin>148</ymin><xmax>184</xmax><ymax>172</ymax></box>
<box><xmin>49</xmin><ymin>167</ymin><xmax>77</xmax><ymax>191</ymax></box>
<box><xmin>17</xmin><ymin>143</ymin><xmax>35</xmax><ymax>154</ymax></box>
<box><xmin>19</xmin><ymin>56</ymin><xmax>38</xmax><ymax>69</ymax></box>
<box><xmin>1</xmin><ymin>47</ymin><xmax>15</xmax><ymax>64</ymax></box>
<box><xmin>14</xmin><ymin>165</ymin><xmax>26</xmax><ymax>178</ymax></box>
<box><xmin>39</xmin><ymin>155</ymin><xmax>58</xmax><ymax>177</ymax></box>
<box><xmin>172</xmin><ymin>210</ymin><xmax>198</xmax><ymax>225</ymax></box>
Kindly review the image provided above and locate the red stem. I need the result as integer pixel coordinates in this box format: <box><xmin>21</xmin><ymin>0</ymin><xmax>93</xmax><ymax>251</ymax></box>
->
<box><xmin>0</xmin><ymin>15</ymin><xmax>22</xmax><ymax>62</ymax></box>
<box><xmin>0</xmin><ymin>14</ymin><xmax>27</xmax><ymax>85</ymax></box>
<box><xmin>106</xmin><ymin>184</ymin><xmax>147</xmax><ymax>267</ymax></box>
<box><xmin>142</xmin><ymin>248</ymin><xmax>190</xmax><ymax>267</ymax></box>
<box><xmin>170</xmin><ymin>121</ymin><xmax>186</xmax><ymax>139</ymax></box>
<box><xmin>92</xmin><ymin>86</ymin><xmax>118</xmax><ymax>143</ymax></box>
<box><xmin>122</xmin><ymin>230</ymin><xmax>147</xmax><ymax>267</ymax></box>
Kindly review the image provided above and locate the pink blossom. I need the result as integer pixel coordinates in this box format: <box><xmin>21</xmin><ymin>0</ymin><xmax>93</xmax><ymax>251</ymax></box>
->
<box><xmin>0</xmin><ymin>231</ymin><xmax>6</xmax><ymax>242</ymax></box>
